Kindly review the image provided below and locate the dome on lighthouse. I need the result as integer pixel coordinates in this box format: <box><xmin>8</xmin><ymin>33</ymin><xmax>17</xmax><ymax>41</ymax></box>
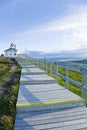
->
<box><xmin>10</xmin><ymin>43</ymin><xmax>16</xmax><ymax>48</ymax></box>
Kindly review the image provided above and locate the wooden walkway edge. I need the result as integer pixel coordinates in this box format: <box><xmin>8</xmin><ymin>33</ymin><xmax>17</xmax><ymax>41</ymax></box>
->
<box><xmin>14</xmin><ymin>58</ymin><xmax>87</xmax><ymax>130</ymax></box>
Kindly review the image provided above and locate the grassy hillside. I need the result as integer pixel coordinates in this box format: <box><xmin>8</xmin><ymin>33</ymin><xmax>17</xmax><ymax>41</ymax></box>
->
<box><xmin>0</xmin><ymin>57</ymin><xmax>21</xmax><ymax>130</ymax></box>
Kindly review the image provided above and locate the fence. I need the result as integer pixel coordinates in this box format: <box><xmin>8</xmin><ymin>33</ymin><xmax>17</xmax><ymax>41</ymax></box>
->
<box><xmin>17</xmin><ymin>56</ymin><xmax>87</xmax><ymax>105</ymax></box>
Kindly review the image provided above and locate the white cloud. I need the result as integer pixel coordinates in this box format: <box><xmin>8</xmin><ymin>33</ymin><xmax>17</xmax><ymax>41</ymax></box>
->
<box><xmin>36</xmin><ymin>11</ymin><xmax>87</xmax><ymax>32</ymax></box>
<box><xmin>13</xmin><ymin>4</ymin><xmax>87</xmax><ymax>52</ymax></box>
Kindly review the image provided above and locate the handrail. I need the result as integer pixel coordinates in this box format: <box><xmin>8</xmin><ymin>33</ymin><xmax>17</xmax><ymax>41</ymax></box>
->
<box><xmin>16</xmin><ymin>56</ymin><xmax>87</xmax><ymax>105</ymax></box>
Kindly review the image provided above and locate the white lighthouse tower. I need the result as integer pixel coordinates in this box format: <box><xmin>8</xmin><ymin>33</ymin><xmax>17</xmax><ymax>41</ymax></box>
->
<box><xmin>4</xmin><ymin>43</ymin><xmax>18</xmax><ymax>57</ymax></box>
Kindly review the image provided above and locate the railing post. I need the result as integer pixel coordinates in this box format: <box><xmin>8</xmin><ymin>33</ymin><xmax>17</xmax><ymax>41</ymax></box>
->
<box><xmin>34</xmin><ymin>59</ymin><xmax>35</xmax><ymax>65</ymax></box>
<box><xmin>31</xmin><ymin>59</ymin><xmax>32</xmax><ymax>65</ymax></box>
<box><xmin>43</xmin><ymin>62</ymin><xmax>44</xmax><ymax>70</ymax></box>
<box><xmin>82</xmin><ymin>85</ymin><xmax>86</xmax><ymax>102</ymax></box>
<box><xmin>26</xmin><ymin>58</ymin><xmax>28</xmax><ymax>64</ymax></box>
<box><xmin>39</xmin><ymin>61</ymin><xmax>40</xmax><ymax>68</ymax></box>
<box><xmin>30</xmin><ymin>59</ymin><xmax>31</xmax><ymax>64</ymax></box>
<box><xmin>40</xmin><ymin>61</ymin><xmax>42</xmax><ymax>69</ymax></box>
<box><xmin>37</xmin><ymin>60</ymin><xmax>39</xmax><ymax>67</ymax></box>
<box><xmin>40</xmin><ymin>61</ymin><xmax>41</xmax><ymax>68</ymax></box>
<box><xmin>27</xmin><ymin>58</ymin><xmax>28</xmax><ymax>64</ymax></box>
<box><xmin>40</xmin><ymin>62</ymin><xmax>41</xmax><ymax>68</ymax></box>
<box><xmin>50</xmin><ymin>63</ymin><xmax>52</xmax><ymax>76</ymax></box>
<box><xmin>46</xmin><ymin>62</ymin><xmax>48</xmax><ymax>72</ymax></box>
<box><xmin>33</xmin><ymin>59</ymin><xmax>34</xmax><ymax>65</ymax></box>
<box><xmin>36</xmin><ymin>60</ymin><xmax>37</xmax><ymax>65</ymax></box>
<box><xmin>29</xmin><ymin>58</ymin><xmax>31</xmax><ymax>64</ymax></box>
<box><xmin>56</xmin><ymin>65</ymin><xmax>58</xmax><ymax>81</ymax></box>
<box><xmin>82</xmin><ymin>70</ymin><xmax>87</xmax><ymax>103</ymax></box>
<box><xmin>65</xmin><ymin>67</ymin><xmax>68</xmax><ymax>89</ymax></box>
<box><xmin>33</xmin><ymin>59</ymin><xmax>35</xmax><ymax>65</ymax></box>
<box><xmin>41</xmin><ymin>61</ymin><xmax>43</xmax><ymax>69</ymax></box>
<box><xmin>31</xmin><ymin>59</ymin><xmax>32</xmax><ymax>64</ymax></box>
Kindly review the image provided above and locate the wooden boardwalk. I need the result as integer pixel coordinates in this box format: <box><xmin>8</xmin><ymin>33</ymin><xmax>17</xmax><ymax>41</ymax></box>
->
<box><xmin>14</xmin><ymin>58</ymin><xmax>87</xmax><ymax>130</ymax></box>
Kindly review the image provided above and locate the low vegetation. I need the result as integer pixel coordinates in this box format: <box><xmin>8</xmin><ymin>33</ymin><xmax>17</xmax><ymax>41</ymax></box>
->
<box><xmin>41</xmin><ymin>61</ymin><xmax>85</xmax><ymax>98</ymax></box>
<box><xmin>0</xmin><ymin>56</ymin><xmax>21</xmax><ymax>130</ymax></box>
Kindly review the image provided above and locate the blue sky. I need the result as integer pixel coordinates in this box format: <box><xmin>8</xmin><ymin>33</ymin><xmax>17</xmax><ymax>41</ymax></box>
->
<box><xmin>0</xmin><ymin>0</ymin><xmax>87</xmax><ymax>55</ymax></box>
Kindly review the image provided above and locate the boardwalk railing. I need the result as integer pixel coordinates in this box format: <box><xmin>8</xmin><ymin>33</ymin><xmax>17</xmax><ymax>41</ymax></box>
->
<box><xmin>17</xmin><ymin>56</ymin><xmax>87</xmax><ymax>105</ymax></box>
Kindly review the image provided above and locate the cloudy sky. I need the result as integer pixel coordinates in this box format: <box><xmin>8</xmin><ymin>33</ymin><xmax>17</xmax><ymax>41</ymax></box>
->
<box><xmin>0</xmin><ymin>0</ymin><xmax>87</xmax><ymax>55</ymax></box>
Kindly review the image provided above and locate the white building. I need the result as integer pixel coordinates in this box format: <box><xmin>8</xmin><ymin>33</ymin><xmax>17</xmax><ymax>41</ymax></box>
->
<box><xmin>4</xmin><ymin>43</ymin><xmax>18</xmax><ymax>57</ymax></box>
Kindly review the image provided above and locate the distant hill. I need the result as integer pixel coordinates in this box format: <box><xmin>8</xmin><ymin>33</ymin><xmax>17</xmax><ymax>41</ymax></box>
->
<box><xmin>72</xmin><ymin>59</ymin><xmax>87</xmax><ymax>64</ymax></box>
<box><xmin>22</xmin><ymin>49</ymin><xmax>87</xmax><ymax>61</ymax></box>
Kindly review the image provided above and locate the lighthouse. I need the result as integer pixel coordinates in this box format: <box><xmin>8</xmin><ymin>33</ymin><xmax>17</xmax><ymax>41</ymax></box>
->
<box><xmin>4</xmin><ymin>43</ymin><xmax>18</xmax><ymax>57</ymax></box>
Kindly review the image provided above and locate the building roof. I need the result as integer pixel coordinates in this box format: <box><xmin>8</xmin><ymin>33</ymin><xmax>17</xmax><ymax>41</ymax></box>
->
<box><xmin>4</xmin><ymin>48</ymin><xmax>18</xmax><ymax>52</ymax></box>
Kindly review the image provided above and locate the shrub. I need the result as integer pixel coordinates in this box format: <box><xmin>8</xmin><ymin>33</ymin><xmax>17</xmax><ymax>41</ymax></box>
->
<box><xmin>0</xmin><ymin>57</ymin><xmax>21</xmax><ymax>130</ymax></box>
<box><xmin>0</xmin><ymin>115</ymin><xmax>13</xmax><ymax>130</ymax></box>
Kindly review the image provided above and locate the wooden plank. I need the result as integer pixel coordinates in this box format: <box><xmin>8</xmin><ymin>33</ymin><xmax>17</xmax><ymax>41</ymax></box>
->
<box><xmin>15</xmin><ymin>106</ymin><xmax>87</xmax><ymax>118</ymax></box>
<box><xmin>14</xmin><ymin>107</ymin><xmax>87</xmax><ymax>130</ymax></box>
<box><xmin>20</xmin><ymin>74</ymin><xmax>56</xmax><ymax>81</ymax></box>
<box><xmin>19</xmin><ymin>84</ymin><xmax>65</xmax><ymax>93</ymax></box>
<box><xmin>15</xmin><ymin>112</ymin><xmax>87</xmax><ymax>126</ymax></box>
<box><xmin>15</xmin><ymin>107</ymin><xmax>87</xmax><ymax>121</ymax></box>
<box><xmin>17</xmin><ymin>82</ymin><xmax>83</xmax><ymax>106</ymax></box>
<box><xmin>21</xmin><ymin>68</ymin><xmax>45</xmax><ymax>73</ymax></box>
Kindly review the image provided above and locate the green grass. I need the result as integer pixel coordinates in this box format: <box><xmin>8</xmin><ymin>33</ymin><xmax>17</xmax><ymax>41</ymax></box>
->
<box><xmin>41</xmin><ymin>62</ymin><xmax>83</xmax><ymax>97</ymax></box>
<box><xmin>0</xmin><ymin>57</ymin><xmax>21</xmax><ymax>130</ymax></box>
